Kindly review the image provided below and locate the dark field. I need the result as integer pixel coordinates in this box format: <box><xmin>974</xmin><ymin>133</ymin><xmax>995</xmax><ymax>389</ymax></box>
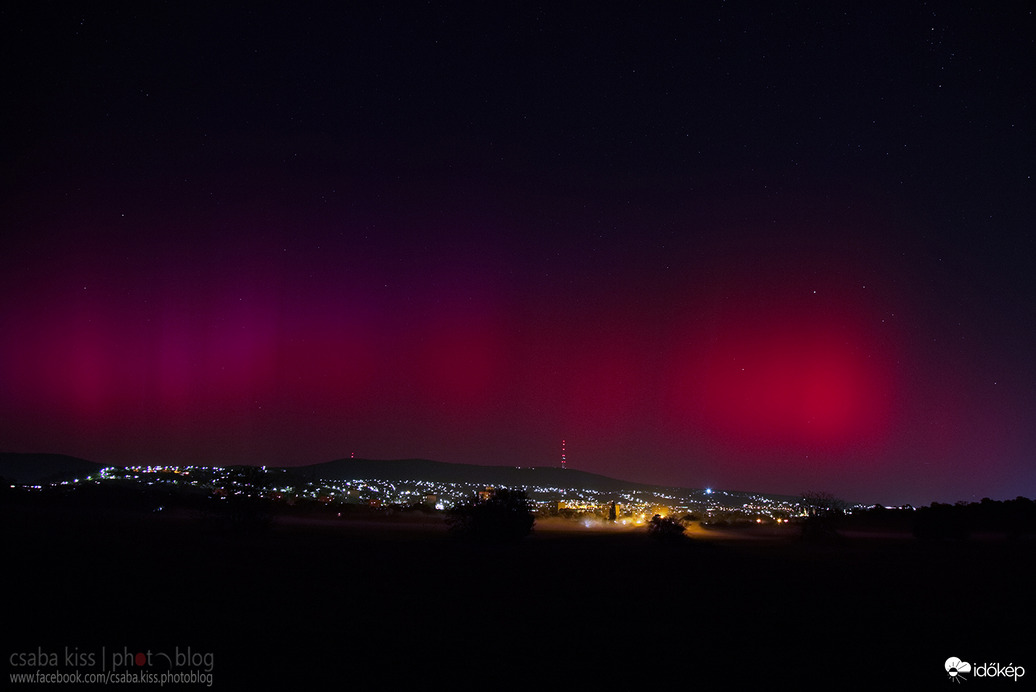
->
<box><xmin>6</xmin><ymin>505</ymin><xmax>1032</xmax><ymax>687</ymax></box>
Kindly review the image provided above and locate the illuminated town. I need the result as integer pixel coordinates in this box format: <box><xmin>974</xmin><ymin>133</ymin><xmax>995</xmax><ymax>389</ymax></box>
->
<box><xmin>24</xmin><ymin>461</ymin><xmax>828</xmax><ymax>526</ymax></box>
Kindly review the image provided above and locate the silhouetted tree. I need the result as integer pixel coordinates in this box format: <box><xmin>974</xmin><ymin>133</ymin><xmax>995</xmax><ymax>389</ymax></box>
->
<box><xmin>1005</xmin><ymin>496</ymin><xmax>1036</xmax><ymax>539</ymax></box>
<box><xmin>647</xmin><ymin>514</ymin><xmax>686</xmax><ymax>543</ymax></box>
<box><xmin>914</xmin><ymin>501</ymin><xmax>969</xmax><ymax>541</ymax></box>
<box><xmin>208</xmin><ymin>465</ymin><xmax>274</xmax><ymax>531</ymax></box>
<box><xmin>799</xmin><ymin>491</ymin><xmax>845</xmax><ymax>541</ymax></box>
<box><xmin>608</xmin><ymin>501</ymin><xmax>617</xmax><ymax>522</ymax></box>
<box><xmin>446</xmin><ymin>488</ymin><xmax>534</xmax><ymax>543</ymax></box>
<box><xmin>911</xmin><ymin>496</ymin><xmax>1036</xmax><ymax>541</ymax></box>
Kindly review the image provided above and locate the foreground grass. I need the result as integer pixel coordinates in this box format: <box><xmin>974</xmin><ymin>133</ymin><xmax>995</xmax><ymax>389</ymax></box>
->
<box><xmin>6</xmin><ymin>504</ymin><xmax>1031</xmax><ymax>686</ymax></box>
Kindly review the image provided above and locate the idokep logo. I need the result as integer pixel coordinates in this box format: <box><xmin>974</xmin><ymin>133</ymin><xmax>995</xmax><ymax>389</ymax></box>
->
<box><xmin>945</xmin><ymin>656</ymin><xmax>1026</xmax><ymax>683</ymax></box>
<box><xmin>946</xmin><ymin>657</ymin><xmax>971</xmax><ymax>683</ymax></box>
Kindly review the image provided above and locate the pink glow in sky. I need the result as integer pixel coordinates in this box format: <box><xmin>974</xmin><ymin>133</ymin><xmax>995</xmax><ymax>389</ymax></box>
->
<box><xmin>1</xmin><ymin>184</ymin><xmax>1027</xmax><ymax>507</ymax></box>
<box><xmin>2</xmin><ymin>4</ymin><xmax>1033</xmax><ymax>506</ymax></box>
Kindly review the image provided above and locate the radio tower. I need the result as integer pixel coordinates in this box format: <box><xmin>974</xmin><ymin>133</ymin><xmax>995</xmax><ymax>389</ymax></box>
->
<box><xmin>561</xmin><ymin>439</ymin><xmax>567</xmax><ymax>470</ymax></box>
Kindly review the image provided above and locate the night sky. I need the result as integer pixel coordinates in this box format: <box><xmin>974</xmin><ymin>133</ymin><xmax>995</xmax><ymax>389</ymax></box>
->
<box><xmin>2</xmin><ymin>3</ymin><xmax>1033</xmax><ymax>506</ymax></box>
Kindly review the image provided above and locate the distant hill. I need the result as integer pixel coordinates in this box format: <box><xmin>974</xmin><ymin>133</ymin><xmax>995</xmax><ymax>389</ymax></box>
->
<box><xmin>0</xmin><ymin>453</ymin><xmax>795</xmax><ymax>502</ymax></box>
<box><xmin>0</xmin><ymin>453</ymin><xmax>105</xmax><ymax>484</ymax></box>
<box><xmin>286</xmin><ymin>457</ymin><xmax>689</xmax><ymax>495</ymax></box>
<box><xmin>0</xmin><ymin>453</ymin><xmax>665</xmax><ymax>493</ymax></box>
